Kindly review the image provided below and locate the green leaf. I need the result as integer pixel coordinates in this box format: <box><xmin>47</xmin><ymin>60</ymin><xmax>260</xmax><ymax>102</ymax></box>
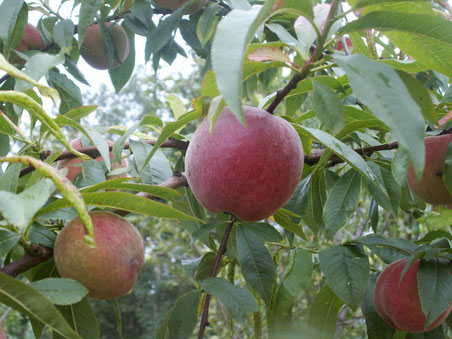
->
<box><xmin>312</xmin><ymin>80</ymin><xmax>345</xmax><ymax>134</ymax></box>
<box><xmin>334</xmin><ymin>54</ymin><xmax>425</xmax><ymax>177</ymax></box>
<box><xmin>405</xmin><ymin>326</ymin><xmax>447</xmax><ymax>338</ymax></box>
<box><xmin>29</xmin><ymin>223</ymin><xmax>57</xmax><ymax>248</ymax></box>
<box><xmin>47</xmin><ymin>68</ymin><xmax>81</xmax><ymax>114</ymax></box>
<box><xmin>0</xmin><ymin>0</ymin><xmax>27</xmax><ymax>61</ymax></box>
<box><xmin>294</xmin><ymin>125</ymin><xmax>377</xmax><ymax>182</ymax></box>
<box><xmin>395</xmin><ymin>70</ymin><xmax>436</xmax><ymax>125</ymax></box>
<box><xmin>197</xmin><ymin>4</ymin><xmax>220</xmax><ymax>47</ymax></box>
<box><xmin>55</xmin><ymin>298</ymin><xmax>100</xmax><ymax>339</ymax></box>
<box><xmin>36</xmin><ymin>191</ymin><xmax>202</xmax><ymax>222</ymax></box>
<box><xmin>53</xmin><ymin>20</ymin><xmax>75</xmax><ymax>52</ymax></box>
<box><xmin>236</xmin><ymin>225</ymin><xmax>276</xmax><ymax>306</ymax></box>
<box><xmin>0</xmin><ymin>272</ymin><xmax>81</xmax><ymax>338</ymax></box>
<box><xmin>270</xmin><ymin>248</ymin><xmax>313</xmax><ymax>329</ymax></box>
<box><xmin>211</xmin><ymin>1</ymin><xmax>277</xmax><ymax>124</ymax></box>
<box><xmin>418</xmin><ymin>259</ymin><xmax>452</xmax><ymax>329</ymax></box>
<box><xmin>379</xmin><ymin>59</ymin><xmax>428</xmax><ymax>73</ymax></box>
<box><xmin>81</xmin><ymin>180</ymin><xmax>180</xmax><ymax>202</ymax></box>
<box><xmin>78</xmin><ymin>0</ymin><xmax>99</xmax><ymax>48</ymax></box>
<box><xmin>324</xmin><ymin>169</ymin><xmax>361</xmax><ymax>238</ymax></box>
<box><xmin>29</xmin><ymin>278</ymin><xmax>89</xmax><ymax>305</ymax></box>
<box><xmin>139</xmin><ymin>110</ymin><xmax>200</xmax><ymax>171</ymax></box>
<box><xmin>302</xmin><ymin>172</ymin><xmax>326</xmax><ymax>233</ymax></box>
<box><xmin>0</xmin><ymin>55</ymin><xmax>60</xmax><ymax>106</ymax></box>
<box><xmin>193</xmin><ymin>252</ymin><xmax>222</xmax><ymax>281</ymax></box>
<box><xmin>0</xmin><ymin>156</ymin><xmax>95</xmax><ymax>240</ymax></box>
<box><xmin>7</xmin><ymin>183</ymin><xmax>55</xmax><ymax>230</ymax></box>
<box><xmin>0</xmin><ymin>0</ymin><xmax>24</xmax><ymax>42</ymax></box>
<box><xmin>243</xmin><ymin>222</ymin><xmax>283</xmax><ymax>243</ymax></box>
<box><xmin>392</xmin><ymin>147</ymin><xmax>410</xmax><ymax>187</ymax></box>
<box><xmin>443</xmin><ymin>144</ymin><xmax>452</xmax><ymax>195</ymax></box>
<box><xmin>208</xmin><ymin>95</ymin><xmax>226</xmax><ymax>134</ymax></box>
<box><xmin>341</xmin><ymin>11</ymin><xmax>452</xmax><ymax>79</ymax></box>
<box><xmin>281</xmin><ymin>248</ymin><xmax>313</xmax><ymax>297</ymax></box>
<box><xmin>319</xmin><ymin>244</ymin><xmax>370</xmax><ymax>310</ymax></box>
<box><xmin>0</xmin><ymin>162</ymin><xmax>21</xmax><ymax>193</ymax></box>
<box><xmin>307</xmin><ymin>285</ymin><xmax>345</xmax><ymax>339</ymax></box>
<box><xmin>130</xmin><ymin>140</ymin><xmax>173</xmax><ymax>184</ymax></box>
<box><xmin>0</xmin><ymin>191</ymin><xmax>24</xmax><ymax>228</ymax></box>
<box><xmin>200</xmin><ymin>277</ymin><xmax>259</xmax><ymax>323</ymax></box>
<box><xmin>367</xmin><ymin>162</ymin><xmax>401</xmax><ymax>217</ymax></box>
<box><xmin>167</xmin><ymin>290</ymin><xmax>200</xmax><ymax>339</ymax></box>
<box><xmin>15</xmin><ymin>178</ymin><xmax>55</xmax><ymax>230</ymax></box>
<box><xmin>279</xmin><ymin>0</ymin><xmax>313</xmax><ymax>15</ymax></box>
<box><xmin>54</xmin><ymin>116</ymin><xmax>111</xmax><ymax>171</ymax></box>
<box><xmin>273</xmin><ymin>209</ymin><xmax>306</xmax><ymax>240</ymax></box>
<box><xmin>0</xmin><ymin>228</ymin><xmax>20</xmax><ymax>257</ymax></box>
<box><xmin>147</xmin><ymin>9</ymin><xmax>183</xmax><ymax>56</ymax></box>
<box><xmin>0</xmin><ymin>92</ymin><xmax>86</xmax><ymax>159</ymax></box>
<box><xmin>361</xmin><ymin>274</ymin><xmax>396</xmax><ymax>339</ymax></box>
<box><xmin>109</xmin><ymin>23</ymin><xmax>135</xmax><ymax>94</ymax></box>
<box><xmin>353</xmin><ymin>0</ymin><xmax>429</xmax><ymax>8</ymax></box>
<box><xmin>353</xmin><ymin>234</ymin><xmax>416</xmax><ymax>264</ymax></box>
<box><xmin>266</xmin><ymin>23</ymin><xmax>304</xmax><ymax>57</ymax></box>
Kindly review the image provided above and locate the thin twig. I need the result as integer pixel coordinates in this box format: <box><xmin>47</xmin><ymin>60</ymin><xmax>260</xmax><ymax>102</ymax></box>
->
<box><xmin>198</xmin><ymin>215</ymin><xmax>236</xmax><ymax>339</ymax></box>
<box><xmin>266</xmin><ymin>0</ymin><xmax>340</xmax><ymax>114</ymax></box>
<box><xmin>19</xmin><ymin>138</ymin><xmax>188</xmax><ymax>177</ymax></box>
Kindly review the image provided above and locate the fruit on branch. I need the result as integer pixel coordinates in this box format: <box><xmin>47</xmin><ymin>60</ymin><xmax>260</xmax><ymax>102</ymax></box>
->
<box><xmin>17</xmin><ymin>23</ymin><xmax>43</xmax><ymax>52</ymax></box>
<box><xmin>406</xmin><ymin>134</ymin><xmax>452</xmax><ymax>205</ymax></box>
<box><xmin>0</xmin><ymin>326</ymin><xmax>6</xmax><ymax>339</ymax></box>
<box><xmin>185</xmin><ymin>106</ymin><xmax>304</xmax><ymax>222</ymax></box>
<box><xmin>154</xmin><ymin>0</ymin><xmax>207</xmax><ymax>14</ymax></box>
<box><xmin>80</xmin><ymin>23</ymin><xmax>130</xmax><ymax>70</ymax></box>
<box><xmin>374</xmin><ymin>258</ymin><xmax>452</xmax><ymax>333</ymax></box>
<box><xmin>54</xmin><ymin>211</ymin><xmax>145</xmax><ymax>299</ymax></box>
<box><xmin>57</xmin><ymin>137</ymin><xmax>128</xmax><ymax>182</ymax></box>
<box><xmin>335</xmin><ymin>37</ymin><xmax>352</xmax><ymax>51</ymax></box>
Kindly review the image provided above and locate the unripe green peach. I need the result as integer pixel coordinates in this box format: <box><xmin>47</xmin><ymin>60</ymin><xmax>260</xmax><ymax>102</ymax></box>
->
<box><xmin>17</xmin><ymin>23</ymin><xmax>42</xmax><ymax>52</ymax></box>
<box><xmin>406</xmin><ymin>134</ymin><xmax>452</xmax><ymax>205</ymax></box>
<box><xmin>185</xmin><ymin>106</ymin><xmax>304</xmax><ymax>222</ymax></box>
<box><xmin>154</xmin><ymin>0</ymin><xmax>207</xmax><ymax>14</ymax></box>
<box><xmin>54</xmin><ymin>211</ymin><xmax>144</xmax><ymax>299</ymax></box>
<box><xmin>57</xmin><ymin>137</ymin><xmax>128</xmax><ymax>182</ymax></box>
<box><xmin>374</xmin><ymin>259</ymin><xmax>452</xmax><ymax>333</ymax></box>
<box><xmin>80</xmin><ymin>23</ymin><xmax>130</xmax><ymax>70</ymax></box>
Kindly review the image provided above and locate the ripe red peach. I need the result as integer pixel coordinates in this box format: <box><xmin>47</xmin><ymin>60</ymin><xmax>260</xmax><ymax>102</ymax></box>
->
<box><xmin>57</xmin><ymin>137</ymin><xmax>128</xmax><ymax>182</ymax></box>
<box><xmin>185</xmin><ymin>106</ymin><xmax>304</xmax><ymax>222</ymax></box>
<box><xmin>53</xmin><ymin>211</ymin><xmax>144</xmax><ymax>299</ymax></box>
<box><xmin>17</xmin><ymin>23</ymin><xmax>42</xmax><ymax>52</ymax></box>
<box><xmin>374</xmin><ymin>259</ymin><xmax>452</xmax><ymax>333</ymax></box>
<box><xmin>80</xmin><ymin>23</ymin><xmax>130</xmax><ymax>70</ymax></box>
<box><xmin>406</xmin><ymin>134</ymin><xmax>452</xmax><ymax>205</ymax></box>
<box><xmin>335</xmin><ymin>37</ymin><xmax>352</xmax><ymax>51</ymax></box>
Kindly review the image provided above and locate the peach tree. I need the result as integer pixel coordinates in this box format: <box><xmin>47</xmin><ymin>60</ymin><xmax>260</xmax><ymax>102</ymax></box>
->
<box><xmin>0</xmin><ymin>0</ymin><xmax>452</xmax><ymax>338</ymax></box>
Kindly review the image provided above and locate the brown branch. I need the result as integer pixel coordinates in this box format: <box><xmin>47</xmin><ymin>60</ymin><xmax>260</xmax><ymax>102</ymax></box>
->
<box><xmin>1</xmin><ymin>244</ymin><xmax>53</xmax><ymax>277</ymax></box>
<box><xmin>305</xmin><ymin>141</ymin><xmax>400</xmax><ymax>166</ymax></box>
<box><xmin>19</xmin><ymin>138</ymin><xmax>188</xmax><ymax>177</ymax></box>
<box><xmin>198</xmin><ymin>215</ymin><xmax>236</xmax><ymax>339</ymax></box>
